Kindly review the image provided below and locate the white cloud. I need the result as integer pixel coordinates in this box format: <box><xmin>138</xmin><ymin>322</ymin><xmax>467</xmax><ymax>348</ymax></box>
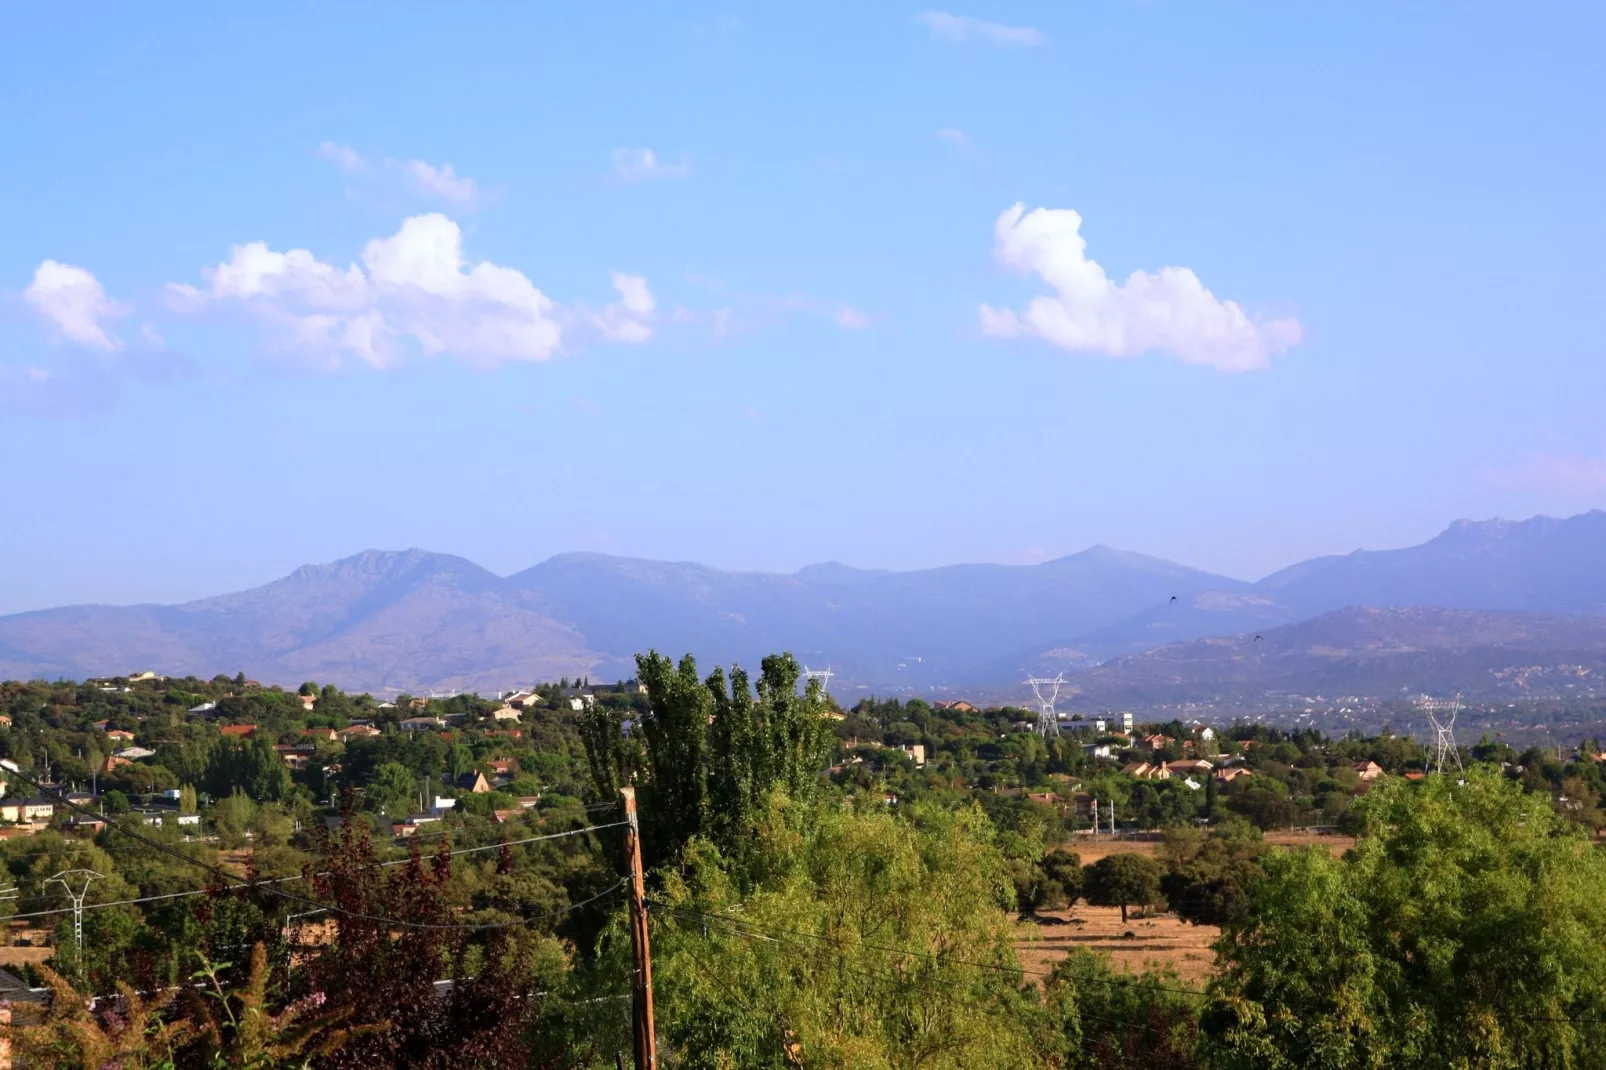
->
<box><xmin>1483</xmin><ymin>455</ymin><xmax>1606</xmax><ymax>494</ymax></box>
<box><xmin>318</xmin><ymin>144</ymin><xmax>482</xmax><ymax>206</ymax></box>
<box><xmin>592</xmin><ymin>272</ymin><xmax>656</xmax><ymax>343</ymax></box>
<box><xmin>170</xmin><ymin>213</ymin><xmax>630</xmax><ymax>368</ymax></box>
<box><xmin>610</xmin><ymin>272</ymin><xmax>655</xmax><ymax>316</ymax></box>
<box><xmin>24</xmin><ymin>261</ymin><xmax>124</xmax><ymax>350</ymax></box>
<box><xmin>980</xmin><ymin>204</ymin><xmax>1301</xmax><ymax>373</ymax></box>
<box><xmin>317</xmin><ymin>141</ymin><xmax>368</xmax><ymax>171</ymax></box>
<box><xmin>937</xmin><ymin>128</ymin><xmax>969</xmax><ymax>148</ymax></box>
<box><xmin>402</xmin><ymin>160</ymin><xmax>480</xmax><ymax>206</ymax></box>
<box><xmin>834</xmin><ymin>307</ymin><xmax>870</xmax><ymax>330</ymax></box>
<box><xmin>917</xmin><ymin>11</ymin><xmax>1043</xmax><ymax>47</ymax></box>
<box><xmin>612</xmin><ymin>147</ymin><xmax>691</xmax><ymax>184</ymax></box>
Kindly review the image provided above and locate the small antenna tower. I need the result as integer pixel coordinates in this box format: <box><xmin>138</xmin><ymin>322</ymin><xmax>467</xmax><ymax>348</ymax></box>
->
<box><xmin>1025</xmin><ymin>673</ymin><xmax>1065</xmax><ymax>737</ymax></box>
<box><xmin>803</xmin><ymin>665</ymin><xmax>835</xmax><ymax>695</ymax></box>
<box><xmin>1418</xmin><ymin>694</ymin><xmax>1463</xmax><ymax>775</ymax></box>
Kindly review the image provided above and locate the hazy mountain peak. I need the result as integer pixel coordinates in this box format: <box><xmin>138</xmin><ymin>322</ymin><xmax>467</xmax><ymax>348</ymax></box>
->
<box><xmin>793</xmin><ymin>561</ymin><xmax>892</xmax><ymax>584</ymax></box>
<box><xmin>282</xmin><ymin>548</ymin><xmax>496</xmax><ymax>587</ymax></box>
<box><xmin>1047</xmin><ymin>543</ymin><xmax>1234</xmax><ymax>578</ymax></box>
<box><xmin>5</xmin><ymin>511</ymin><xmax>1606</xmax><ymax>695</ymax></box>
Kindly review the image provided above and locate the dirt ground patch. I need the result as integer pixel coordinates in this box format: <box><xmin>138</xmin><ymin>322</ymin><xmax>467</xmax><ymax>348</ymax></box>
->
<box><xmin>1065</xmin><ymin>830</ymin><xmax>1355</xmax><ymax>866</ymax></box>
<box><xmin>1263</xmin><ymin>830</ymin><xmax>1354</xmax><ymax>855</ymax></box>
<box><xmin>0</xmin><ymin>945</ymin><xmax>53</xmax><ymax>968</ymax></box>
<box><xmin>1017</xmin><ymin>905</ymin><xmax>1218</xmax><ymax>986</ymax></box>
<box><xmin>1017</xmin><ymin>829</ymin><xmax>1355</xmax><ymax>983</ymax></box>
<box><xmin>1065</xmin><ymin>838</ymin><xmax>1163</xmax><ymax>866</ymax></box>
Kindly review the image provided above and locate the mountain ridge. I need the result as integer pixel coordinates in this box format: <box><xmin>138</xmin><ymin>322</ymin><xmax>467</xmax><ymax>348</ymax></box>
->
<box><xmin>2</xmin><ymin>511</ymin><xmax>1604</xmax><ymax>699</ymax></box>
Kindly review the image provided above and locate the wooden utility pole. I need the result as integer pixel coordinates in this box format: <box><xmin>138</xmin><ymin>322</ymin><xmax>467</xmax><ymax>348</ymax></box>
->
<box><xmin>621</xmin><ymin>787</ymin><xmax>657</xmax><ymax>1070</ymax></box>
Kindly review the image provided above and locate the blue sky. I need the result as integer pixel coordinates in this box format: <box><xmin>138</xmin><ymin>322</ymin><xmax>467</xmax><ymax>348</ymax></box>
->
<box><xmin>3</xmin><ymin>2</ymin><xmax>1603</xmax><ymax>615</ymax></box>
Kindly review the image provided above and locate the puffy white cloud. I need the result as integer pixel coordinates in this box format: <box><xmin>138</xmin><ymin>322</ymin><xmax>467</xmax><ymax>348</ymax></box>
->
<box><xmin>980</xmin><ymin>204</ymin><xmax>1301</xmax><ymax>373</ymax></box>
<box><xmin>24</xmin><ymin>261</ymin><xmax>124</xmax><ymax>350</ymax></box>
<box><xmin>173</xmin><ymin>213</ymin><xmax>586</xmax><ymax>368</ymax></box>
<box><xmin>917</xmin><ymin>11</ymin><xmax>1042</xmax><ymax>46</ymax></box>
<box><xmin>612</xmin><ymin>147</ymin><xmax>691</xmax><ymax>184</ymax></box>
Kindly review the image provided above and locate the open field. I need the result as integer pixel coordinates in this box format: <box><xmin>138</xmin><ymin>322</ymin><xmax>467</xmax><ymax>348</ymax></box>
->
<box><xmin>0</xmin><ymin>945</ymin><xmax>53</xmax><ymax>969</ymax></box>
<box><xmin>1263</xmin><ymin>830</ymin><xmax>1355</xmax><ymax>855</ymax></box>
<box><xmin>1017</xmin><ymin>904</ymin><xmax>1219</xmax><ymax>985</ymax></box>
<box><xmin>1016</xmin><ymin>829</ymin><xmax>1357</xmax><ymax>984</ymax></box>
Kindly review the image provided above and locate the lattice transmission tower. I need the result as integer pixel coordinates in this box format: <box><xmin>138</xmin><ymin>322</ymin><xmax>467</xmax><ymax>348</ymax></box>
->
<box><xmin>48</xmin><ymin>869</ymin><xmax>102</xmax><ymax>954</ymax></box>
<box><xmin>803</xmin><ymin>665</ymin><xmax>835</xmax><ymax>696</ymax></box>
<box><xmin>1025</xmin><ymin>674</ymin><xmax>1066</xmax><ymax>737</ymax></box>
<box><xmin>1418</xmin><ymin>694</ymin><xmax>1464</xmax><ymax>775</ymax></box>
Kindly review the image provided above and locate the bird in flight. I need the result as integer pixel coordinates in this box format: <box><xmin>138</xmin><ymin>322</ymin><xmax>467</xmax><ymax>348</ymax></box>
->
<box><xmin>1253</xmin><ymin>634</ymin><xmax>1263</xmax><ymax>642</ymax></box>
<box><xmin>1169</xmin><ymin>595</ymin><xmax>1178</xmax><ymax>603</ymax></box>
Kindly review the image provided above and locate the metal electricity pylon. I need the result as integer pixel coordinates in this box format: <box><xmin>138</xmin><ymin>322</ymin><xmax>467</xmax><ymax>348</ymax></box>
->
<box><xmin>47</xmin><ymin>869</ymin><xmax>103</xmax><ymax>953</ymax></box>
<box><xmin>1025</xmin><ymin>674</ymin><xmax>1066</xmax><ymax>737</ymax></box>
<box><xmin>803</xmin><ymin>665</ymin><xmax>835</xmax><ymax>696</ymax></box>
<box><xmin>1418</xmin><ymin>694</ymin><xmax>1464</xmax><ymax>775</ymax></box>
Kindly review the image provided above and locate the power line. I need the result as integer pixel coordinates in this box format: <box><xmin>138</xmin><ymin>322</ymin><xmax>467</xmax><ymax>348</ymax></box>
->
<box><xmin>654</xmin><ymin>903</ymin><xmax>1193</xmax><ymax>1045</ymax></box>
<box><xmin>651</xmin><ymin>900</ymin><xmax>1211</xmax><ymax>1001</ymax></box>
<box><xmin>3</xmin><ymin>826</ymin><xmax>630</xmax><ymax>923</ymax></box>
<box><xmin>1</xmin><ymin>764</ymin><xmax>628</xmax><ymax>934</ymax></box>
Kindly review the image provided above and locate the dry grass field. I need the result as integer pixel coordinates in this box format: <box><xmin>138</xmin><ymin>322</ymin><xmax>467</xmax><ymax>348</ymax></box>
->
<box><xmin>1017</xmin><ymin>904</ymin><xmax>1219</xmax><ymax>985</ymax></box>
<box><xmin>1015</xmin><ymin>829</ymin><xmax>1357</xmax><ymax>985</ymax></box>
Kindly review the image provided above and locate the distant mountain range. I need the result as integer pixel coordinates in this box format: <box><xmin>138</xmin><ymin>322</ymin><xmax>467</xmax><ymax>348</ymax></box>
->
<box><xmin>1063</xmin><ymin>606</ymin><xmax>1606</xmax><ymax>709</ymax></box>
<box><xmin>3</xmin><ymin>511</ymin><xmax>1605</xmax><ymax>704</ymax></box>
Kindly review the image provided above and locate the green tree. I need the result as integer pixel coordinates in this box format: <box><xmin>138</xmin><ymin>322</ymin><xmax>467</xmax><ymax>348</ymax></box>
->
<box><xmin>202</xmin><ymin>736</ymin><xmax>290</xmax><ymax>804</ymax></box>
<box><xmin>365</xmin><ymin>761</ymin><xmax>417</xmax><ymax>817</ymax></box>
<box><xmin>1083</xmin><ymin>853</ymin><xmax>1164</xmax><ymax>923</ymax></box>
<box><xmin>634</xmin><ymin>650</ymin><xmax>711</xmax><ymax>864</ymax></box>
<box><xmin>1202</xmin><ymin>770</ymin><xmax>1606</xmax><ymax>1069</ymax></box>
<box><xmin>621</xmin><ymin>797</ymin><xmax>1046</xmax><ymax>1070</ymax></box>
<box><xmin>1046</xmin><ymin>949</ymin><xmax>1199</xmax><ymax>1069</ymax></box>
<box><xmin>582</xmin><ymin>650</ymin><xmax>834</xmax><ymax>870</ymax></box>
<box><xmin>705</xmin><ymin>653</ymin><xmax>833</xmax><ymax>860</ymax></box>
<box><xmin>1042</xmin><ymin>847</ymin><xmax>1083</xmax><ymax>902</ymax></box>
